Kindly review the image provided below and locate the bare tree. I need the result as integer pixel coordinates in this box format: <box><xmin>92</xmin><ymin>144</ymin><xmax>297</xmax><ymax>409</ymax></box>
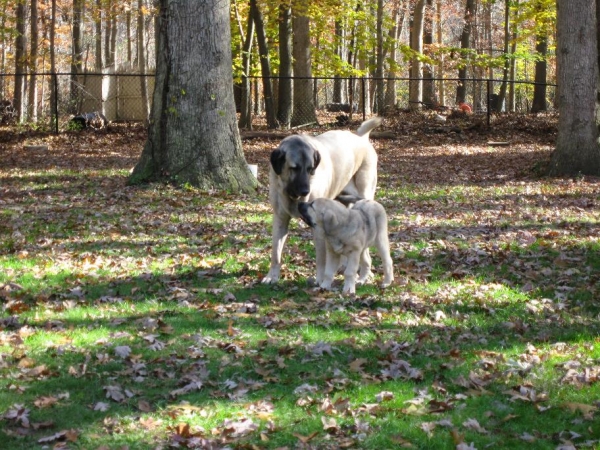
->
<box><xmin>137</xmin><ymin>0</ymin><xmax>149</xmax><ymax>118</ymax></box>
<box><xmin>550</xmin><ymin>0</ymin><xmax>600</xmax><ymax>176</ymax></box>
<box><xmin>130</xmin><ymin>0</ymin><xmax>256</xmax><ymax>192</ymax></box>
<box><xmin>14</xmin><ymin>0</ymin><xmax>26</xmax><ymax>120</ymax></box>
<box><xmin>277</xmin><ymin>3</ymin><xmax>292</xmax><ymax>127</ymax></box>
<box><xmin>250</xmin><ymin>0</ymin><xmax>277</xmax><ymax>128</ymax></box>
<box><xmin>456</xmin><ymin>0</ymin><xmax>476</xmax><ymax>104</ymax></box>
<box><xmin>27</xmin><ymin>0</ymin><xmax>39</xmax><ymax>121</ymax></box>
<box><xmin>238</xmin><ymin>0</ymin><xmax>255</xmax><ymax>130</ymax></box>
<box><xmin>291</xmin><ymin>7</ymin><xmax>316</xmax><ymax>127</ymax></box>
<box><xmin>409</xmin><ymin>0</ymin><xmax>426</xmax><ymax>110</ymax></box>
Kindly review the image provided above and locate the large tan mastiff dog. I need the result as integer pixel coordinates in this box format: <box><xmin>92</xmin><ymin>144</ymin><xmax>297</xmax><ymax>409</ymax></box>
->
<box><xmin>262</xmin><ymin>117</ymin><xmax>382</xmax><ymax>284</ymax></box>
<box><xmin>298</xmin><ymin>197</ymin><xmax>394</xmax><ymax>295</ymax></box>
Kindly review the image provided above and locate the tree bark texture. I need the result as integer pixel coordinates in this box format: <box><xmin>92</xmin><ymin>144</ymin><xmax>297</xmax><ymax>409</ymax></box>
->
<box><xmin>291</xmin><ymin>13</ymin><xmax>316</xmax><ymax>126</ymax></box>
<box><xmin>14</xmin><ymin>0</ymin><xmax>26</xmax><ymax>120</ymax></box>
<box><xmin>250</xmin><ymin>0</ymin><xmax>277</xmax><ymax>128</ymax></box>
<box><xmin>238</xmin><ymin>5</ymin><xmax>254</xmax><ymax>130</ymax></box>
<box><xmin>456</xmin><ymin>0</ymin><xmax>475</xmax><ymax>104</ymax></box>
<box><xmin>409</xmin><ymin>0</ymin><xmax>425</xmax><ymax>110</ymax></box>
<box><xmin>277</xmin><ymin>4</ymin><xmax>292</xmax><ymax>127</ymax></box>
<box><xmin>551</xmin><ymin>0</ymin><xmax>600</xmax><ymax>176</ymax></box>
<box><xmin>530</xmin><ymin>34</ymin><xmax>547</xmax><ymax>113</ymax></box>
<box><xmin>131</xmin><ymin>0</ymin><xmax>256</xmax><ymax>193</ymax></box>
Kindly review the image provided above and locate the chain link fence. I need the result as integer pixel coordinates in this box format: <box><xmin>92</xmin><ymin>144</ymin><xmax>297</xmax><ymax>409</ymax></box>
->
<box><xmin>0</xmin><ymin>72</ymin><xmax>555</xmax><ymax>132</ymax></box>
<box><xmin>0</xmin><ymin>72</ymin><xmax>154</xmax><ymax>131</ymax></box>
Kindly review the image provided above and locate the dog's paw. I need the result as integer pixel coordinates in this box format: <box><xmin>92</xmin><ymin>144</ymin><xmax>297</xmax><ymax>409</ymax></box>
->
<box><xmin>261</xmin><ymin>271</ymin><xmax>280</xmax><ymax>284</ymax></box>
<box><xmin>319</xmin><ymin>280</ymin><xmax>333</xmax><ymax>290</ymax></box>
<box><xmin>342</xmin><ymin>286</ymin><xmax>356</xmax><ymax>296</ymax></box>
<box><xmin>357</xmin><ymin>271</ymin><xmax>373</xmax><ymax>285</ymax></box>
<box><xmin>380</xmin><ymin>276</ymin><xmax>393</xmax><ymax>289</ymax></box>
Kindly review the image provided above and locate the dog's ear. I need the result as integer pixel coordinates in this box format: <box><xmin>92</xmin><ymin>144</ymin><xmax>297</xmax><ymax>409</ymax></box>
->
<box><xmin>312</xmin><ymin>150</ymin><xmax>321</xmax><ymax>172</ymax></box>
<box><xmin>270</xmin><ymin>149</ymin><xmax>286</xmax><ymax>175</ymax></box>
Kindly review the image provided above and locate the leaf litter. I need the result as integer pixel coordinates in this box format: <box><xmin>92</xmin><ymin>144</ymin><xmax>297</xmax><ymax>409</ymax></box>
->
<box><xmin>0</xmin><ymin>114</ymin><xmax>599</xmax><ymax>449</ymax></box>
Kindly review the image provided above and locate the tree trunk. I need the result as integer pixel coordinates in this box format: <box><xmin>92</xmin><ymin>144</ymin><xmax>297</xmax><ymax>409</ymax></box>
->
<box><xmin>333</xmin><ymin>20</ymin><xmax>344</xmax><ymax>104</ymax></box>
<box><xmin>238</xmin><ymin>0</ymin><xmax>254</xmax><ymax>130</ymax></box>
<box><xmin>72</xmin><ymin>1</ymin><xmax>84</xmax><ymax>72</ymax></box>
<box><xmin>550</xmin><ymin>0</ymin><xmax>600</xmax><ymax>176</ymax></box>
<box><xmin>277</xmin><ymin>4</ymin><xmax>292</xmax><ymax>128</ymax></box>
<box><xmin>95</xmin><ymin>0</ymin><xmax>102</xmax><ymax>70</ymax></box>
<box><xmin>110</xmin><ymin>14</ymin><xmax>117</xmax><ymax>66</ymax></box>
<box><xmin>250</xmin><ymin>0</ymin><xmax>277</xmax><ymax>128</ymax></box>
<box><xmin>137</xmin><ymin>0</ymin><xmax>149</xmax><ymax>119</ymax></box>
<box><xmin>597</xmin><ymin>0</ymin><xmax>600</xmax><ymax>130</ymax></box>
<box><xmin>374</xmin><ymin>0</ymin><xmax>384</xmax><ymax>113</ymax></box>
<box><xmin>14</xmin><ymin>0</ymin><xmax>26</xmax><ymax>121</ymax></box>
<box><xmin>384</xmin><ymin>2</ymin><xmax>405</xmax><ymax>111</ymax></box>
<box><xmin>531</xmin><ymin>34</ymin><xmax>548</xmax><ymax>113</ymax></box>
<box><xmin>130</xmin><ymin>0</ymin><xmax>256</xmax><ymax>193</ymax></box>
<box><xmin>456</xmin><ymin>0</ymin><xmax>476</xmax><ymax>104</ymax></box>
<box><xmin>496</xmin><ymin>0</ymin><xmax>510</xmax><ymax>113</ymax></box>
<box><xmin>291</xmin><ymin>12</ymin><xmax>316</xmax><ymax>127</ymax></box>
<box><xmin>436</xmin><ymin>0</ymin><xmax>445</xmax><ymax>106</ymax></box>
<box><xmin>28</xmin><ymin>0</ymin><xmax>39</xmax><ymax>121</ymax></box>
<box><xmin>422</xmin><ymin>0</ymin><xmax>435</xmax><ymax>107</ymax></box>
<box><xmin>508</xmin><ymin>0</ymin><xmax>518</xmax><ymax>112</ymax></box>
<box><xmin>409</xmin><ymin>0</ymin><xmax>426</xmax><ymax>111</ymax></box>
<box><xmin>50</xmin><ymin>0</ymin><xmax>57</xmax><ymax>118</ymax></box>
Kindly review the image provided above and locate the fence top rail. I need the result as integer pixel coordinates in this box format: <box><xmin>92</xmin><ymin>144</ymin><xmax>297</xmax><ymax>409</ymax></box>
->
<box><xmin>0</xmin><ymin>72</ymin><xmax>155</xmax><ymax>77</ymax></box>
<box><xmin>0</xmin><ymin>72</ymin><xmax>557</xmax><ymax>87</ymax></box>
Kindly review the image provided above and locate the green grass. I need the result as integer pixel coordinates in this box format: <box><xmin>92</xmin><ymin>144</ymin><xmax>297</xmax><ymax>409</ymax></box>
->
<box><xmin>1</xmin><ymin>132</ymin><xmax>600</xmax><ymax>449</ymax></box>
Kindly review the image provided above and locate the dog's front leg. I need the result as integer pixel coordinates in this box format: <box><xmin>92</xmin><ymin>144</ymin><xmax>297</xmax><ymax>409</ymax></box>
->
<box><xmin>262</xmin><ymin>213</ymin><xmax>290</xmax><ymax>284</ymax></box>
<box><xmin>314</xmin><ymin>228</ymin><xmax>327</xmax><ymax>285</ymax></box>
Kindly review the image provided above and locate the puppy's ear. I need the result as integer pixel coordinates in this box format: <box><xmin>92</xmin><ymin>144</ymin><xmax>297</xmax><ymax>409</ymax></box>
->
<box><xmin>270</xmin><ymin>149</ymin><xmax>286</xmax><ymax>175</ymax></box>
<box><xmin>312</xmin><ymin>150</ymin><xmax>321</xmax><ymax>172</ymax></box>
<box><xmin>322</xmin><ymin>209</ymin><xmax>339</xmax><ymax>230</ymax></box>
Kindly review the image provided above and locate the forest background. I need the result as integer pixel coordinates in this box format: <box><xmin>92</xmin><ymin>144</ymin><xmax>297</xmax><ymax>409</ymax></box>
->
<box><xmin>0</xmin><ymin>0</ymin><xmax>557</xmax><ymax>127</ymax></box>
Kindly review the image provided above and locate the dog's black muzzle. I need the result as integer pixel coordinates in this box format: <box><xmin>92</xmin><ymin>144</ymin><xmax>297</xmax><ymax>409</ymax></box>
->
<box><xmin>297</xmin><ymin>202</ymin><xmax>316</xmax><ymax>227</ymax></box>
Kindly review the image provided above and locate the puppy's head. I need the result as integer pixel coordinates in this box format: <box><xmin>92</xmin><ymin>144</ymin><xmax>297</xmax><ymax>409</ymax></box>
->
<box><xmin>298</xmin><ymin>198</ymin><xmax>340</xmax><ymax>230</ymax></box>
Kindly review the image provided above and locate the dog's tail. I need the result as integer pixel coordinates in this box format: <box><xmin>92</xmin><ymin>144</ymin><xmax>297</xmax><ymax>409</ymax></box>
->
<box><xmin>356</xmin><ymin>117</ymin><xmax>383</xmax><ymax>137</ymax></box>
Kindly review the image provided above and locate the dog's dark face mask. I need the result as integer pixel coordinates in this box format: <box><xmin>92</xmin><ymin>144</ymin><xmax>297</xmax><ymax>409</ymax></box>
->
<box><xmin>297</xmin><ymin>202</ymin><xmax>316</xmax><ymax>227</ymax></box>
<box><xmin>270</xmin><ymin>137</ymin><xmax>321</xmax><ymax>201</ymax></box>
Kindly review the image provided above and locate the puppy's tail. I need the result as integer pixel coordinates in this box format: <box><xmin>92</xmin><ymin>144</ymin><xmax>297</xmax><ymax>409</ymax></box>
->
<box><xmin>356</xmin><ymin>117</ymin><xmax>382</xmax><ymax>137</ymax></box>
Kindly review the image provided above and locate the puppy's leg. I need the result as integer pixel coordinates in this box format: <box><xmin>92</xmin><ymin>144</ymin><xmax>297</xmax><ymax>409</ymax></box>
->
<box><xmin>376</xmin><ymin>235</ymin><xmax>394</xmax><ymax>288</ymax></box>
<box><xmin>320</xmin><ymin>245</ymin><xmax>340</xmax><ymax>290</ymax></box>
<box><xmin>342</xmin><ymin>251</ymin><xmax>361</xmax><ymax>295</ymax></box>
<box><xmin>262</xmin><ymin>213</ymin><xmax>290</xmax><ymax>284</ymax></box>
<box><xmin>357</xmin><ymin>250</ymin><xmax>373</xmax><ymax>285</ymax></box>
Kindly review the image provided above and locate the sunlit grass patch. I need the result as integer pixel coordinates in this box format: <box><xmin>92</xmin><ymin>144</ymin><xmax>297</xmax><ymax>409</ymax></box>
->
<box><xmin>1</xmin><ymin>128</ymin><xmax>600</xmax><ymax>449</ymax></box>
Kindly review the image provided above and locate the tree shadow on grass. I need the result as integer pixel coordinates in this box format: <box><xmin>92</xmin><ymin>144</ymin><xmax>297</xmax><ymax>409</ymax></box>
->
<box><xmin>1</xmin><ymin>261</ymin><xmax>598</xmax><ymax>449</ymax></box>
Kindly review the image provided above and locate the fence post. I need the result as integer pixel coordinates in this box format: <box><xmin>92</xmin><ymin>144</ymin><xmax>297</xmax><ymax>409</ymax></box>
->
<box><xmin>486</xmin><ymin>79</ymin><xmax>491</xmax><ymax>128</ymax></box>
<box><xmin>361</xmin><ymin>77</ymin><xmax>366</xmax><ymax>121</ymax></box>
<box><xmin>53</xmin><ymin>73</ymin><xmax>59</xmax><ymax>134</ymax></box>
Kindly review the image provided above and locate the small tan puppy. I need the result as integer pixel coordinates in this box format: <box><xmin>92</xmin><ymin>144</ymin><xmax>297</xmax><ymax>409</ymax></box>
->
<box><xmin>298</xmin><ymin>197</ymin><xmax>394</xmax><ymax>295</ymax></box>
